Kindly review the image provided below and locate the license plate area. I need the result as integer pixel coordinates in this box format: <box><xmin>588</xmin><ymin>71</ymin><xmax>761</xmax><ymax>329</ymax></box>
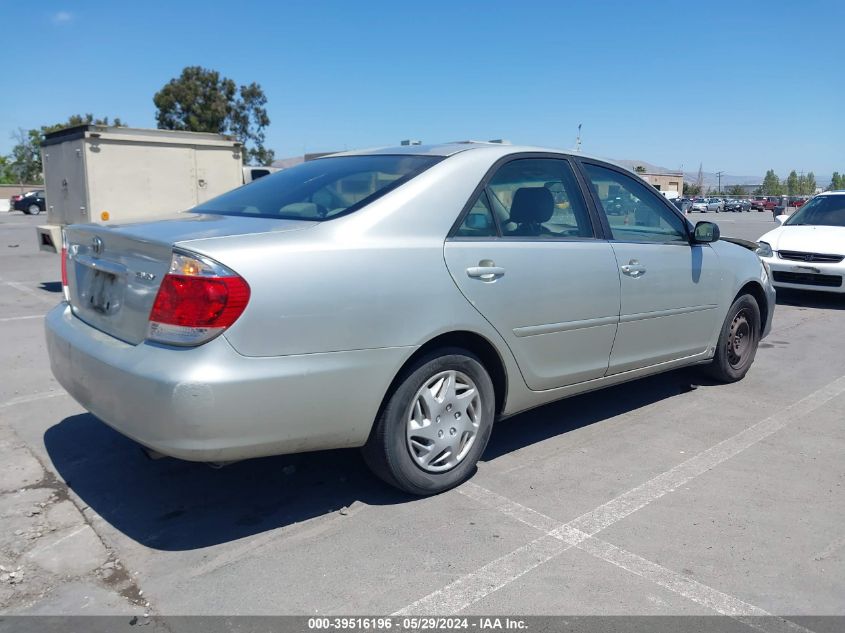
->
<box><xmin>80</xmin><ymin>268</ymin><xmax>123</xmax><ymax>315</ymax></box>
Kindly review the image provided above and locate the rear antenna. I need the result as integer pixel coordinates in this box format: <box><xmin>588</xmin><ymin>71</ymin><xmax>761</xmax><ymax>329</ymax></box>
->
<box><xmin>574</xmin><ymin>123</ymin><xmax>582</xmax><ymax>152</ymax></box>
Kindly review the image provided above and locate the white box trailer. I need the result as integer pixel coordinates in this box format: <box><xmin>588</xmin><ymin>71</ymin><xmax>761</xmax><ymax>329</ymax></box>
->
<box><xmin>37</xmin><ymin>125</ymin><xmax>245</xmax><ymax>253</ymax></box>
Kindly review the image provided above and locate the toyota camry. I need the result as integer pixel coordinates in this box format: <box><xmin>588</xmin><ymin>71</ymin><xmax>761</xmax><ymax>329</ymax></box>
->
<box><xmin>46</xmin><ymin>143</ymin><xmax>775</xmax><ymax>495</ymax></box>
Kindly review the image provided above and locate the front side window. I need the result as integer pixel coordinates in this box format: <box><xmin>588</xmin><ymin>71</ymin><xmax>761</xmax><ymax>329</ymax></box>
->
<box><xmin>583</xmin><ymin>163</ymin><xmax>688</xmax><ymax>243</ymax></box>
<box><xmin>785</xmin><ymin>195</ymin><xmax>845</xmax><ymax>227</ymax></box>
<box><xmin>193</xmin><ymin>155</ymin><xmax>441</xmax><ymax>221</ymax></box>
<box><xmin>485</xmin><ymin>158</ymin><xmax>593</xmax><ymax>239</ymax></box>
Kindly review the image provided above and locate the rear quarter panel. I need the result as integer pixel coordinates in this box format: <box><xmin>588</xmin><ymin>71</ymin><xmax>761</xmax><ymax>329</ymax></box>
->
<box><xmin>180</xmin><ymin>149</ymin><xmax>527</xmax><ymax>404</ymax></box>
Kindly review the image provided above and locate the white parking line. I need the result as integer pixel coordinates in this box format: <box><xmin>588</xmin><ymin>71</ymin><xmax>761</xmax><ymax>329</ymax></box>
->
<box><xmin>0</xmin><ymin>314</ymin><xmax>44</xmax><ymax>322</ymax></box>
<box><xmin>812</xmin><ymin>534</ymin><xmax>845</xmax><ymax>562</ymax></box>
<box><xmin>394</xmin><ymin>373</ymin><xmax>845</xmax><ymax>616</ymax></box>
<box><xmin>575</xmin><ymin>538</ymin><xmax>813</xmax><ymax>633</ymax></box>
<box><xmin>3</xmin><ymin>281</ymin><xmax>57</xmax><ymax>305</ymax></box>
<box><xmin>0</xmin><ymin>391</ymin><xmax>68</xmax><ymax>408</ymax></box>
<box><xmin>459</xmin><ymin>484</ymin><xmax>811</xmax><ymax>633</ymax></box>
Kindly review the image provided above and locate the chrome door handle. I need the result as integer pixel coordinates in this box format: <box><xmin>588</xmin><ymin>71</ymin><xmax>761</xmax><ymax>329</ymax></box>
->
<box><xmin>467</xmin><ymin>266</ymin><xmax>505</xmax><ymax>281</ymax></box>
<box><xmin>620</xmin><ymin>259</ymin><xmax>646</xmax><ymax>278</ymax></box>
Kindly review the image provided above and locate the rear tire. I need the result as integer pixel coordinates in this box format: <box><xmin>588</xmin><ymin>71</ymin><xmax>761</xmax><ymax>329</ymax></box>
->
<box><xmin>704</xmin><ymin>294</ymin><xmax>761</xmax><ymax>383</ymax></box>
<box><xmin>362</xmin><ymin>349</ymin><xmax>495</xmax><ymax>496</ymax></box>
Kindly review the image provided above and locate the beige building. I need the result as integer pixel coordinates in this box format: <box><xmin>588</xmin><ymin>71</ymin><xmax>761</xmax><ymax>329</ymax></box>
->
<box><xmin>637</xmin><ymin>170</ymin><xmax>684</xmax><ymax>196</ymax></box>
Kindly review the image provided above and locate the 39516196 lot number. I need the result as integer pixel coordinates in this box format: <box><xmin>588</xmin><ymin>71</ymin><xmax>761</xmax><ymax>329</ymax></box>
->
<box><xmin>308</xmin><ymin>617</ymin><xmax>394</xmax><ymax>629</ymax></box>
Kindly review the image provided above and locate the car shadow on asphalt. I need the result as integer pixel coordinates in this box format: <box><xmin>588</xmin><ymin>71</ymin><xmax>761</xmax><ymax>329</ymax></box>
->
<box><xmin>775</xmin><ymin>288</ymin><xmax>845</xmax><ymax>310</ymax></box>
<box><xmin>43</xmin><ymin>370</ymin><xmax>696</xmax><ymax>552</ymax></box>
<box><xmin>44</xmin><ymin>415</ymin><xmax>413</xmax><ymax>551</ymax></box>
<box><xmin>482</xmin><ymin>370</ymin><xmax>693</xmax><ymax>460</ymax></box>
<box><xmin>39</xmin><ymin>281</ymin><xmax>62</xmax><ymax>293</ymax></box>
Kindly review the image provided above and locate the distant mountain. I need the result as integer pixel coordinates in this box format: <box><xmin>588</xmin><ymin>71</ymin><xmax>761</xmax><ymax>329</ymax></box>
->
<box><xmin>683</xmin><ymin>170</ymin><xmax>762</xmax><ymax>189</ymax></box>
<box><xmin>612</xmin><ymin>159</ymin><xmax>681</xmax><ymax>175</ymax></box>
<box><xmin>612</xmin><ymin>158</ymin><xmax>761</xmax><ymax>189</ymax></box>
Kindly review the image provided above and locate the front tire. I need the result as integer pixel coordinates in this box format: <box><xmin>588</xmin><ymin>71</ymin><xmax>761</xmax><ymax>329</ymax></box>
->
<box><xmin>27</xmin><ymin>204</ymin><xmax>42</xmax><ymax>215</ymax></box>
<box><xmin>362</xmin><ymin>349</ymin><xmax>495</xmax><ymax>495</ymax></box>
<box><xmin>705</xmin><ymin>294</ymin><xmax>761</xmax><ymax>382</ymax></box>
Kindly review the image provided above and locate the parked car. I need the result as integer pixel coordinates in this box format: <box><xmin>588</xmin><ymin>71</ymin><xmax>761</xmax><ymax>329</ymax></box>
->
<box><xmin>788</xmin><ymin>196</ymin><xmax>809</xmax><ymax>208</ymax></box>
<box><xmin>691</xmin><ymin>197</ymin><xmax>722</xmax><ymax>213</ymax></box>
<box><xmin>762</xmin><ymin>196</ymin><xmax>780</xmax><ymax>211</ymax></box>
<box><xmin>724</xmin><ymin>199</ymin><xmax>751</xmax><ymax>212</ymax></box>
<box><xmin>11</xmin><ymin>190</ymin><xmax>45</xmax><ymax>215</ymax></box>
<box><xmin>757</xmin><ymin>191</ymin><xmax>845</xmax><ymax>293</ymax></box>
<box><xmin>45</xmin><ymin>144</ymin><xmax>774</xmax><ymax>495</ymax></box>
<box><xmin>672</xmin><ymin>198</ymin><xmax>692</xmax><ymax>214</ymax></box>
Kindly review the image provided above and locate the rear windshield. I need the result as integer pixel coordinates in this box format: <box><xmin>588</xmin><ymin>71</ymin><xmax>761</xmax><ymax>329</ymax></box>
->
<box><xmin>785</xmin><ymin>195</ymin><xmax>845</xmax><ymax>227</ymax></box>
<box><xmin>193</xmin><ymin>154</ymin><xmax>441</xmax><ymax>220</ymax></box>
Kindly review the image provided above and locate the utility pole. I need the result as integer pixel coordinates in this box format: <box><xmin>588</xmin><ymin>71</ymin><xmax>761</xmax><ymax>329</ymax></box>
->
<box><xmin>716</xmin><ymin>170</ymin><xmax>725</xmax><ymax>194</ymax></box>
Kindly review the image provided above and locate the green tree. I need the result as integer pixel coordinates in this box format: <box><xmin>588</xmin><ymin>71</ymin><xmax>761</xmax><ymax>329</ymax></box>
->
<box><xmin>154</xmin><ymin>66</ymin><xmax>274</xmax><ymax>165</ymax></box>
<box><xmin>761</xmin><ymin>169</ymin><xmax>781</xmax><ymax>195</ymax></box>
<box><xmin>0</xmin><ymin>154</ymin><xmax>17</xmax><ymax>184</ymax></box>
<box><xmin>805</xmin><ymin>172</ymin><xmax>816</xmax><ymax>194</ymax></box>
<box><xmin>683</xmin><ymin>182</ymin><xmax>701</xmax><ymax>196</ymax></box>
<box><xmin>634</xmin><ymin>165</ymin><xmax>646</xmax><ymax>174</ymax></box>
<box><xmin>785</xmin><ymin>170</ymin><xmax>799</xmax><ymax>195</ymax></box>
<box><xmin>830</xmin><ymin>172</ymin><xmax>843</xmax><ymax>190</ymax></box>
<box><xmin>7</xmin><ymin>114</ymin><xmax>125</xmax><ymax>184</ymax></box>
<box><xmin>727</xmin><ymin>184</ymin><xmax>746</xmax><ymax>196</ymax></box>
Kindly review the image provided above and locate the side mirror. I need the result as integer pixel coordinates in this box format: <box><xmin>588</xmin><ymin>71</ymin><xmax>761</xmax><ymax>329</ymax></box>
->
<box><xmin>693</xmin><ymin>221</ymin><xmax>720</xmax><ymax>243</ymax></box>
<box><xmin>776</xmin><ymin>214</ymin><xmax>789</xmax><ymax>225</ymax></box>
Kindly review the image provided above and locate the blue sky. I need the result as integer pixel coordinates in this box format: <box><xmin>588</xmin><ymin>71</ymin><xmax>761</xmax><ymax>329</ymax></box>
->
<box><xmin>1</xmin><ymin>1</ymin><xmax>842</xmax><ymax>178</ymax></box>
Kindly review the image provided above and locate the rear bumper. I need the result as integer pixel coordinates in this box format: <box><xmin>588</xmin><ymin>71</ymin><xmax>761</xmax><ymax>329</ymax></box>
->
<box><xmin>45</xmin><ymin>303</ymin><xmax>413</xmax><ymax>461</ymax></box>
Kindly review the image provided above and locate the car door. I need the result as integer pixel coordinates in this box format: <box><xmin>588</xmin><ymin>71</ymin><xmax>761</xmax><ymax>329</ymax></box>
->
<box><xmin>444</xmin><ymin>156</ymin><xmax>621</xmax><ymax>390</ymax></box>
<box><xmin>579</xmin><ymin>161</ymin><xmax>723</xmax><ymax>374</ymax></box>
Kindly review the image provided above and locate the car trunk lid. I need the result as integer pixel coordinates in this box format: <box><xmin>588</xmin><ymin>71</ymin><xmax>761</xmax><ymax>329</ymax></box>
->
<box><xmin>64</xmin><ymin>213</ymin><xmax>314</xmax><ymax>344</ymax></box>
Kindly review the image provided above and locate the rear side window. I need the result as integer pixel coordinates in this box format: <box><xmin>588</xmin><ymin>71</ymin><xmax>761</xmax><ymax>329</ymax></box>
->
<box><xmin>193</xmin><ymin>155</ymin><xmax>441</xmax><ymax>221</ymax></box>
<box><xmin>455</xmin><ymin>191</ymin><xmax>497</xmax><ymax>237</ymax></box>
<box><xmin>486</xmin><ymin>158</ymin><xmax>594</xmax><ymax>239</ymax></box>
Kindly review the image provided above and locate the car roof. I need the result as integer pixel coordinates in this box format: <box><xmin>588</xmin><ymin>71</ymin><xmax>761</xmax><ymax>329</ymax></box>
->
<box><xmin>817</xmin><ymin>190</ymin><xmax>845</xmax><ymax>196</ymax></box>
<box><xmin>327</xmin><ymin>142</ymin><xmax>590</xmax><ymax>161</ymax></box>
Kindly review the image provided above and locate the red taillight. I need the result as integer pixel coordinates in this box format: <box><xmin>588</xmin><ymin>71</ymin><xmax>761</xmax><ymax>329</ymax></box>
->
<box><xmin>60</xmin><ymin>230</ymin><xmax>69</xmax><ymax>301</ymax></box>
<box><xmin>61</xmin><ymin>247</ymin><xmax>68</xmax><ymax>286</ymax></box>
<box><xmin>146</xmin><ymin>251</ymin><xmax>250</xmax><ymax>346</ymax></box>
<box><xmin>149</xmin><ymin>275</ymin><xmax>250</xmax><ymax>328</ymax></box>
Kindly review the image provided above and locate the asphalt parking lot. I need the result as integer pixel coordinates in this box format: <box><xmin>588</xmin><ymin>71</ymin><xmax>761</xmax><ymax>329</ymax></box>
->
<box><xmin>1</xmin><ymin>211</ymin><xmax>843</xmax><ymax>623</ymax></box>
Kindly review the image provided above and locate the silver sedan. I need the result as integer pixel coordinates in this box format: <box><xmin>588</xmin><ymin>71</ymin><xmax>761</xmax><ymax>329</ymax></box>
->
<box><xmin>46</xmin><ymin>143</ymin><xmax>775</xmax><ymax>495</ymax></box>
